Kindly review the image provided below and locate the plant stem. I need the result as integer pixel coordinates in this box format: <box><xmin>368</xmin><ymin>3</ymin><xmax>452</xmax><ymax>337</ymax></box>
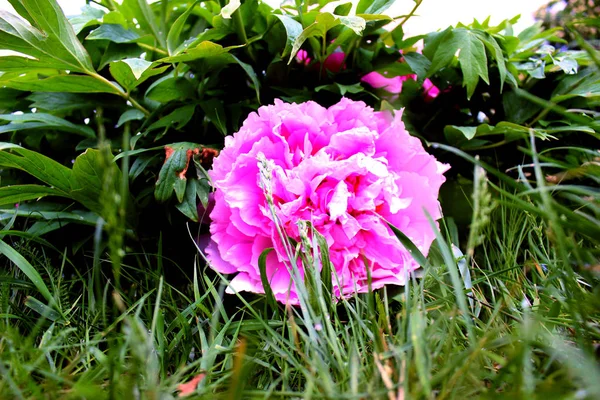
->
<box><xmin>137</xmin><ymin>42</ymin><xmax>169</xmax><ymax>56</ymax></box>
<box><xmin>90</xmin><ymin>73</ymin><xmax>151</xmax><ymax>116</ymax></box>
<box><xmin>232</xmin><ymin>7</ymin><xmax>257</xmax><ymax>63</ymax></box>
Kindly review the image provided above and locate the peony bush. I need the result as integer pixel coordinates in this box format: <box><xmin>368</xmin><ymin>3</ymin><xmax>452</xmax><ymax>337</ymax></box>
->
<box><xmin>205</xmin><ymin>98</ymin><xmax>448</xmax><ymax>303</ymax></box>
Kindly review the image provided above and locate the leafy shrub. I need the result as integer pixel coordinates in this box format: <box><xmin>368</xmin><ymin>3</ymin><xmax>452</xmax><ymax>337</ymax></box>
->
<box><xmin>0</xmin><ymin>0</ymin><xmax>599</xmax><ymax>398</ymax></box>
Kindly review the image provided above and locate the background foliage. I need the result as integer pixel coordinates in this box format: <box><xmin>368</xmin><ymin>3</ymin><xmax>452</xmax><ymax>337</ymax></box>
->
<box><xmin>0</xmin><ymin>0</ymin><xmax>599</xmax><ymax>398</ymax></box>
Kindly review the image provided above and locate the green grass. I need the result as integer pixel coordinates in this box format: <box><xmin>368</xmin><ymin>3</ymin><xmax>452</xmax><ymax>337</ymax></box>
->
<box><xmin>1</xmin><ymin>141</ymin><xmax>599</xmax><ymax>399</ymax></box>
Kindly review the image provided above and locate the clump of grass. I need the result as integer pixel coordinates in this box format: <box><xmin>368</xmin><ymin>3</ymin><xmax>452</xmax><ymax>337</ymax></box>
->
<box><xmin>1</xmin><ymin>136</ymin><xmax>599</xmax><ymax>399</ymax></box>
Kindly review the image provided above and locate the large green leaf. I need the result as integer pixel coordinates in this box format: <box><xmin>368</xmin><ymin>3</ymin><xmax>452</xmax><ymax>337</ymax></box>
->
<box><xmin>0</xmin><ymin>145</ymin><xmax>129</xmax><ymax>218</ymax></box>
<box><xmin>0</xmin><ymin>144</ymin><xmax>73</xmax><ymax>193</ymax></box>
<box><xmin>0</xmin><ymin>185</ymin><xmax>68</xmax><ymax>206</ymax></box>
<box><xmin>5</xmin><ymin>0</ymin><xmax>94</xmax><ymax>72</ymax></box>
<box><xmin>428</xmin><ymin>28</ymin><xmax>489</xmax><ymax>99</ymax></box>
<box><xmin>0</xmin><ymin>113</ymin><xmax>95</xmax><ymax>137</ymax></box>
<box><xmin>1</xmin><ymin>74</ymin><xmax>122</xmax><ymax>94</ymax></box>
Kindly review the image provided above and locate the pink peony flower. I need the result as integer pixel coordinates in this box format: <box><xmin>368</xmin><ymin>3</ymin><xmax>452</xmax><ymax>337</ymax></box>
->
<box><xmin>205</xmin><ymin>98</ymin><xmax>448</xmax><ymax>303</ymax></box>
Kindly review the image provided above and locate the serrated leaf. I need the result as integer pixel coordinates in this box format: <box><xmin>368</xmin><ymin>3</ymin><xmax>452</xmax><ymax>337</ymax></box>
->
<box><xmin>86</xmin><ymin>24</ymin><xmax>141</xmax><ymax>43</ymax></box>
<box><xmin>474</xmin><ymin>30</ymin><xmax>507</xmax><ymax>91</ymax></box>
<box><xmin>429</xmin><ymin>28</ymin><xmax>489</xmax><ymax>99</ymax></box>
<box><xmin>274</xmin><ymin>14</ymin><xmax>303</xmax><ymax>58</ymax></box>
<box><xmin>0</xmin><ymin>113</ymin><xmax>95</xmax><ymax>138</ymax></box>
<box><xmin>167</xmin><ymin>1</ymin><xmax>200</xmax><ymax>55</ymax></box>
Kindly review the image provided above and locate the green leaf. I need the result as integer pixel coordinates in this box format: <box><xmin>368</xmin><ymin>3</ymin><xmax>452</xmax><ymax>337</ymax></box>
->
<box><xmin>109</xmin><ymin>58</ymin><xmax>154</xmax><ymax>91</ymax></box>
<box><xmin>0</xmin><ymin>203</ymin><xmax>99</xmax><ymax>226</ymax></box>
<box><xmin>117</xmin><ymin>0</ymin><xmax>166</xmax><ymax>48</ymax></box>
<box><xmin>146</xmin><ymin>105</ymin><xmax>196</xmax><ymax>132</ymax></box>
<box><xmin>429</xmin><ymin>28</ymin><xmax>489</xmax><ymax>99</ymax></box>
<box><xmin>0</xmin><ymin>113</ymin><xmax>95</xmax><ymax>138</ymax></box>
<box><xmin>403</xmin><ymin>52</ymin><xmax>431</xmax><ymax>81</ymax></box>
<box><xmin>86</xmin><ymin>24</ymin><xmax>141</xmax><ymax>43</ymax></box>
<box><xmin>158</xmin><ymin>41</ymin><xmax>231</xmax><ymax>63</ymax></box>
<box><xmin>0</xmin><ymin>239</ymin><xmax>56</xmax><ymax>307</ymax></box>
<box><xmin>145</xmin><ymin>75</ymin><xmax>194</xmax><ymax>103</ymax></box>
<box><xmin>1</xmin><ymin>74</ymin><xmax>122</xmax><ymax>94</ymax></box>
<box><xmin>316</xmin><ymin>82</ymin><xmax>365</xmax><ymax>96</ymax></box>
<box><xmin>27</xmin><ymin>92</ymin><xmax>99</xmax><ymax>113</ymax></box>
<box><xmin>70</xmin><ymin>149</ymin><xmax>119</xmax><ymax>215</ymax></box>
<box><xmin>0</xmin><ymin>184</ymin><xmax>68</xmax><ymax>206</ymax></box>
<box><xmin>288</xmin><ymin>13</ymin><xmax>339</xmax><ymax>64</ymax></box>
<box><xmin>0</xmin><ymin>144</ymin><xmax>73</xmax><ymax>193</ymax></box>
<box><xmin>231</xmin><ymin>54</ymin><xmax>260</xmax><ymax>103</ymax></box>
<box><xmin>444</xmin><ymin>125</ymin><xmax>478</xmax><ymax>141</ymax></box>
<box><xmin>474</xmin><ymin>30</ymin><xmax>507</xmax><ymax>90</ymax></box>
<box><xmin>6</xmin><ymin>0</ymin><xmax>94</xmax><ymax>72</ymax></box>
<box><xmin>356</xmin><ymin>0</ymin><xmax>395</xmax><ymax>15</ymax></box>
<box><xmin>175</xmin><ymin>178</ymin><xmax>199</xmax><ymax>221</ymax></box>
<box><xmin>274</xmin><ymin>14</ymin><xmax>303</xmax><ymax>58</ymax></box>
<box><xmin>117</xmin><ymin>109</ymin><xmax>146</xmax><ymax>127</ymax></box>
<box><xmin>338</xmin><ymin>16</ymin><xmax>366</xmax><ymax>36</ymax></box>
<box><xmin>25</xmin><ymin>297</ymin><xmax>63</xmax><ymax>322</ymax></box>
<box><xmin>167</xmin><ymin>1</ymin><xmax>200</xmax><ymax>56</ymax></box>
<box><xmin>68</xmin><ymin>5</ymin><xmax>105</xmax><ymax>35</ymax></box>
